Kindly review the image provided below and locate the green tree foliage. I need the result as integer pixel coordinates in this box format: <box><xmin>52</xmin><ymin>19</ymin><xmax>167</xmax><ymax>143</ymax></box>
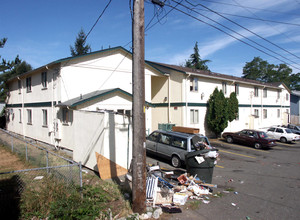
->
<box><xmin>242</xmin><ymin>57</ymin><xmax>300</xmax><ymax>90</ymax></box>
<box><xmin>185</xmin><ymin>42</ymin><xmax>211</xmax><ymax>71</ymax></box>
<box><xmin>0</xmin><ymin>38</ymin><xmax>32</xmax><ymax>101</ymax></box>
<box><xmin>70</xmin><ymin>28</ymin><xmax>91</xmax><ymax>57</ymax></box>
<box><xmin>206</xmin><ymin>88</ymin><xmax>239</xmax><ymax>137</ymax></box>
<box><xmin>227</xmin><ymin>92</ymin><xmax>239</xmax><ymax>122</ymax></box>
<box><xmin>206</xmin><ymin>88</ymin><xmax>228</xmax><ymax>137</ymax></box>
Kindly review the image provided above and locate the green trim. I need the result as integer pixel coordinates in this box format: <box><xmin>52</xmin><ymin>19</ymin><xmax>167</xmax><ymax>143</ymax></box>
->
<box><xmin>152</xmin><ymin>102</ymin><xmax>289</xmax><ymax>108</ymax></box>
<box><xmin>146</xmin><ymin>61</ymin><xmax>186</xmax><ymax>74</ymax></box>
<box><xmin>7</xmin><ymin>101</ymin><xmax>57</xmax><ymax>108</ymax></box>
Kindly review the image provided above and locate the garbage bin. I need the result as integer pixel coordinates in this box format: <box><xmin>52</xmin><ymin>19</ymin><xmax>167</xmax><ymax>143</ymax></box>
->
<box><xmin>185</xmin><ymin>149</ymin><xmax>218</xmax><ymax>184</ymax></box>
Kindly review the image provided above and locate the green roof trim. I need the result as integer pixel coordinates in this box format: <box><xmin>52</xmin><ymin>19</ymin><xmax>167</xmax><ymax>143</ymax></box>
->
<box><xmin>7</xmin><ymin>101</ymin><xmax>57</xmax><ymax>108</ymax></box>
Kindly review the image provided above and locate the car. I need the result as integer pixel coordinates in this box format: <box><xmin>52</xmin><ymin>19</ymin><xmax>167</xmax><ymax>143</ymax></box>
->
<box><xmin>265</xmin><ymin>127</ymin><xmax>300</xmax><ymax>143</ymax></box>
<box><xmin>286</xmin><ymin>124</ymin><xmax>300</xmax><ymax>135</ymax></box>
<box><xmin>146</xmin><ymin>130</ymin><xmax>212</xmax><ymax>168</ymax></box>
<box><xmin>222</xmin><ymin>129</ymin><xmax>276</xmax><ymax>149</ymax></box>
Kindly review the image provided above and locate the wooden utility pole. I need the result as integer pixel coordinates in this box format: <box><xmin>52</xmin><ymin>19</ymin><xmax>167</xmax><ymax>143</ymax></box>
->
<box><xmin>132</xmin><ymin>0</ymin><xmax>146</xmax><ymax>214</ymax></box>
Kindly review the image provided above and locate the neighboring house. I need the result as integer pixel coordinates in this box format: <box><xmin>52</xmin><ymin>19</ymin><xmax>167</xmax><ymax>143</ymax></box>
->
<box><xmin>290</xmin><ymin>90</ymin><xmax>300</xmax><ymax>124</ymax></box>
<box><xmin>147</xmin><ymin>62</ymin><xmax>291</xmax><ymax>135</ymax></box>
<box><xmin>5</xmin><ymin>46</ymin><xmax>291</xmax><ymax>173</ymax></box>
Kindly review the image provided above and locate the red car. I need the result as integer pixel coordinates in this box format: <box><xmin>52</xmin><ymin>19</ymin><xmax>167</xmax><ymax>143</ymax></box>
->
<box><xmin>222</xmin><ymin>129</ymin><xmax>276</xmax><ymax>149</ymax></box>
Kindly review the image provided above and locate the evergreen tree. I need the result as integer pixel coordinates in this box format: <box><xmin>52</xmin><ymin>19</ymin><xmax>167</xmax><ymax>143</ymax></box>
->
<box><xmin>206</xmin><ymin>88</ymin><xmax>228</xmax><ymax>137</ymax></box>
<box><xmin>185</xmin><ymin>42</ymin><xmax>211</xmax><ymax>71</ymax></box>
<box><xmin>227</xmin><ymin>92</ymin><xmax>239</xmax><ymax>122</ymax></box>
<box><xmin>70</xmin><ymin>28</ymin><xmax>91</xmax><ymax>57</ymax></box>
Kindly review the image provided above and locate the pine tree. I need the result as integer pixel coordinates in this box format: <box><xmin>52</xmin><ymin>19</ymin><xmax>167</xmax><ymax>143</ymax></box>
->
<box><xmin>70</xmin><ymin>28</ymin><xmax>91</xmax><ymax>57</ymax></box>
<box><xmin>227</xmin><ymin>92</ymin><xmax>239</xmax><ymax>122</ymax></box>
<box><xmin>185</xmin><ymin>42</ymin><xmax>211</xmax><ymax>71</ymax></box>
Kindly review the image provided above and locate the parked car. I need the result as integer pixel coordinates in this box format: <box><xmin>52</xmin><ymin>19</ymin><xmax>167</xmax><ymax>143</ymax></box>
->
<box><xmin>265</xmin><ymin>127</ymin><xmax>300</xmax><ymax>143</ymax></box>
<box><xmin>286</xmin><ymin>124</ymin><xmax>300</xmax><ymax>135</ymax></box>
<box><xmin>222</xmin><ymin>129</ymin><xmax>276</xmax><ymax>149</ymax></box>
<box><xmin>146</xmin><ymin>130</ymin><xmax>211</xmax><ymax>168</ymax></box>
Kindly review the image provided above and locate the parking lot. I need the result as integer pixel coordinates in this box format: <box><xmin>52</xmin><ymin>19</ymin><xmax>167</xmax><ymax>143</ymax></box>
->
<box><xmin>147</xmin><ymin>139</ymin><xmax>300</xmax><ymax>219</ymax></box>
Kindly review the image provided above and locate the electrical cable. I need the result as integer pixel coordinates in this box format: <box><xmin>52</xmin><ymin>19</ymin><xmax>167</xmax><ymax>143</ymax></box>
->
<box><xmin>173</xmin><ymin>0</ymin><xmax>300</xmax><ymax>67</ymax></box>
<box><xmin>164</xmin><ymin>1</ymin><xmax>300</xmax><ymax>71</ymax></box>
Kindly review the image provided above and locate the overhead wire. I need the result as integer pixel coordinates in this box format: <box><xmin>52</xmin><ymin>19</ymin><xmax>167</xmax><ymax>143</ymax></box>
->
<box><xmin>173</xmin><ymin>0</ymin><xmax>300</xmax><ymax>68</ymax></box>
<box><xmin>164</xmin><ymin>1</ymin><xmax>300</xmax><ymax>71</ymax></box>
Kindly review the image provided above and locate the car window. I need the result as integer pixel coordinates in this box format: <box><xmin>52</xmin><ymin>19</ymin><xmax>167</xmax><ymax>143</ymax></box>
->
<box><xmin>159</xmin><ymin>134</ymin><xmax>171</xmax><ymax>145</ymax></box>
<box><xmin>258</xmin><ymin>132</ymin><xmax>268</xmax><ymax>138</ymax></box>
<box><xmin>276</xmin><ymin>128</ymin><xmax>283</xmax><ymax>133</ymax></box>
<box><xmin>241</xmin><ymin>130</ymin><xmax>247</xmax><ymax>135</ymax></box>
<box><xmin>147</xmin><ymin>132</ymin><xmax>160</xmax><ymax>142</ymax></box>
<box><xmin>286</xmin><ymin>129</ymin><xmax>292</xmax><ymax>133</ymax></box>
<box><xmin>191</xmin><ymin>136</ymin><xmax>209</xmax><ymax>150</ymax></box>
<box><xmin>268</xmin><ymin>128</ymin><xmax>275</xmax><ymax>132</ymax></box>
<box><xmin>295</xmin><ymin>126</ymin><xmax>300</xmax><ymax>131</ymax></box>
<box><xmin>171</xmin><ymin>136</ymin><xmax>187</xmax><ymax>150</ymax></box>
<box><xmin>248</xmin><ymin>131</ymin><xmax>254</xmax><ymax>137</ymax></box>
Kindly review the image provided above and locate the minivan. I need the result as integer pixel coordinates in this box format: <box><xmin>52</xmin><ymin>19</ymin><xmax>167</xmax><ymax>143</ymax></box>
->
<box><xmin>146</xmin><ymin>130</ymin><xmax>211</xmax><ymax>168</ymax></box>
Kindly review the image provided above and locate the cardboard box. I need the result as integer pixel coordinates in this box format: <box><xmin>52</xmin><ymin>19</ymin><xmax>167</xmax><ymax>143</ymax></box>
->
<box><xmin>172</xmin><ymin>126</ymin><xmax>200</xmax><ymax>134</ymax></box>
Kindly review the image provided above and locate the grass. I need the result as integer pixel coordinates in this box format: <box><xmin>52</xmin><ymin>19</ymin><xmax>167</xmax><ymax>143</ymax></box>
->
<box><xmin>20</xmin><ymin>175</ymin><xmax>132</xmax><ymax>219</ymax></box>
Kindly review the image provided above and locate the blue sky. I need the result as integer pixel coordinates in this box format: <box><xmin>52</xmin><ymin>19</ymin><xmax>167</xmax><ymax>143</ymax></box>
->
<box><xmin>1</xmin><ymin>0</ymin><xmax>300</xmax><ymax>77</ymax></box>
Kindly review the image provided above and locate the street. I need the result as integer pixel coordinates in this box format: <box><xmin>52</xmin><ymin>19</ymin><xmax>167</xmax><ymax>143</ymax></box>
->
<box><xmin>147</xmin><ymin>139</ymin><xmax>300</xmax><ymax>220</ymax></box>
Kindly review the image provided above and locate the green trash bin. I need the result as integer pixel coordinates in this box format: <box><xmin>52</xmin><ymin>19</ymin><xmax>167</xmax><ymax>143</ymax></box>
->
<box><xmin>185</xmin><ymin>149</ymin><xmax>218</xmax><ymax>184</ymax></box>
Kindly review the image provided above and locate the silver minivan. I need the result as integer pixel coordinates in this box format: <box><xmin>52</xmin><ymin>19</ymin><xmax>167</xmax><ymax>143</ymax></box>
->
<box><xmin>146</xmin><ymin>130</ymin><xmax>211</xmax><ymax>168</ymax></box>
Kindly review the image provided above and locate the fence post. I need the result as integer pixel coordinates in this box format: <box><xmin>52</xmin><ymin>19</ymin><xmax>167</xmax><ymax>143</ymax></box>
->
<box><xmin>11</xmin><ymin>135</ymin><xmax>14</xmax><ymax>152</ymax></box>
<box><xmin>79</xmin><ymin>162</ymin><xmax>82</xmax><ymax>188</ymax></box>
<box><xmin>46</xmin><ymin>151</ymin><xmax>49</xmax><ymax>173</ymax></box>
<box><xmin>25</xmin><ymin>142</ymin><xmax>28</xmax><ymax>161</ymax></box>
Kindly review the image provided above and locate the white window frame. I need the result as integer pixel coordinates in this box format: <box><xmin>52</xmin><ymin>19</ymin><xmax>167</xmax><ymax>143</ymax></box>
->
<box><xmin>18</xmin><ymin>80</ymin><xmax>22</xmax><ymax>94</ymax></box>
<box><xmin>263</xmin><ymin>109</ymin><xmax>267</xmax><ymax>119</ymax></box>
<box><xmin>254</xmin><ymin>87</ymin><xmax>259</xmax><ymax>97</ymax></box>
<box><xmin>26</xmin><ymin>77</ymin><xmax>32</xmax><ymax>92</ymax></box>
<box><xmin>277</xmin><ymin>90</ymin><xmax>281</xmax><ymax>99</ymax></box>
<box><xmin>234</xmin><ymin>83</ymin><xmax>239</xmax><ymax>95</ymax></box>
<box><xmin>286</xmin><ymin>93</ymin><xmax>289</xmax><ymax>101</ymax></box>
<box><xmin>41</xmin><ymin>71</ymin><xmax>47</xmax><ymax>89</ymax></box>
<box><xmin>254</xmin><ymin>109</ymin><xmax>259</xmax><ymax>117</ymax></box>
<box><xmin>190</xmin><ymin>109</ymin><xmax>199</xmax><ymax>124</ymax></box>
<box><xmin>263</xmin><ymin>88</ymin><xmax>267</xmax><ymax>98</ymax></box>
<box><xmin>190</xmin><ymin>77</ymin><xmax>198</xmax><ymax>92</ymax></box>
<box><xmin>277</xmin><ymin>109</ymin><xmax>280</xmax><ymax>118</ymax></box>
<box><xmin>62</xmin><ymin>108</ymin><xmax>69</xmax><ymax>124</ymax></box>
<box><xmin>27</xmin><ymin>109</ymin><xmax>32</xmax><ymax>124</ymax></box>
<box><xmin>42</xmin><ymin>109</ymin><xmax>48</xmax><ymax>127</ymax></box>
<box><xmin>222</xmin><ymin>82</ymin><xmax>227</xmax><ymax>94</ymax></box>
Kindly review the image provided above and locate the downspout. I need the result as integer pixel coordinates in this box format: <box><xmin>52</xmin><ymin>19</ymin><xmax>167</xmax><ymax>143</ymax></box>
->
<box><xmin>167</xmin><ymin>74</ymin><xmax>170</xmax><ymax>123</ymax></box>
<box><xmin>261</xmin><ymin>86</ymin><xmax>265</xmax><ymax>125</ymax></box>
<box><xmin>18</xmin><ymin>76</ymin><xmax>25</xmax><ymax>139</ymax></box>
<box><xmin>46</xmin><ymin>65</ymin><xmax>55</xmax><ymax>147</ymax></box>
<box><xmin>185</xmin><ymin>74</ymin><xmax>191</xmax><ymax>126</ymax></box>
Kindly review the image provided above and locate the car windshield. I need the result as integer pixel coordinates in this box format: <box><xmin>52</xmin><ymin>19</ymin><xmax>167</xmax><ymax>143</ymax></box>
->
<box><xmin>191</xmin><ymin>136</ymin><xmax>209</xmax><ymax>150</ymax></box>
<box><xmin>258</xmin><ymin>132</ymin><xmax>268</xmax><ymax>138</ymax></box>
<box><xmin>295</xmin><ymin>126</ymin><xmax>300</xmax><ymax>131</ymax></box>
<box><xmin>286</xmin><ymin>129</ymin><xmax>293</xmax><ymax>133</ymax></box>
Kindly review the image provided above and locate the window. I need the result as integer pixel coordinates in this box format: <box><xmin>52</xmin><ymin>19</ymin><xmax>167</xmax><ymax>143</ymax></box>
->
<box><xmin>190</xmin><ymin>77</ymin><xmax>198</xmax><ymax>92</ymax></box>
<box><xmin>62</xmin><ymin>108</ymin><xmax>69</xmax><ymax>124</ymax></box>
<box><xmin>275</xmin><ymin>128</ymin><xmax>283</xmax><ymax>133</ymax></box>
<box><xmin>27</xmin><ymin>109</ymin><xmax>32</xmax><ymax>124</ymax></box>
<box><xmin>18</xmin><ymin>80</ymin><xmax>22</xmax><ymax>94</ymax></box>
<box><xmin>277</xmin><ymin>90</ymin><xmax>281</xmax><ymax>99</ymax></box>
<box><xmin>277</xmin><ymin>109</ymin><xmax>280</xmax><ymax>118</ymax></box>
<box><xmin>254</xmin><ymin>87</ymin><xmax>259</xmax><ymax>97</ymax></box>
<box><xmin>41</xmin><ymin>72</ymin><xmax>47</xmax><ymax>88</ymax></box>
<box><xmin>222</xmin><ymin>82</ymin><xmax>227</xmax><ymax>94</ymax></box>
<box><xmin>159</xmin><ymin>134</ymin><xmax>171</xmax><ymax>145</ymax></box>
<box><xmin>263</xmin><ymin>109</ymin><xmax>267</xmax><ymax>119</ymax></box>
<box><xmin>254</xmin><ymin>109</ymin><xmax>259</xmax><ymax>117</ymax></box>
<box><xmin>171</xmin><ymin>136</ymin><xmax>187</xmax><ymax>150</ymax></box>
<box><xmin>19</xmin><ymin>109</ymin><xmax>22</xmax><ymax>123</ymax></box>
<box><xmin>263</xmin><ymin>88</ymin><xmax>267</xmax><ymax>98</ymax></box>
<box><xmin>42</xmin><ymin>109</ymin><xmax>48</xmax><ymax>127</ymax></box>
<box><xmin>147</xmin><ymin>132</ymin><xmax>160</xmax><ymax>142</ymax></box>
<box><xmin>234</xmin><ymin>83</ymin><xmax>239</xmax><ymax>95</ymax></box>
<box><xmin>190</xmin><ymin>109</ymin><xmax>199</xmax><ymax>124</ymax></box>
<box><xmin>286</xmin><ymin>93</ymin><xmax>289</xmax><ymax>101</ymax></box>
<box><xmin>26</xmin><ymin>77</ymin><xmax>31</xmax><ymax>92</ymax></box>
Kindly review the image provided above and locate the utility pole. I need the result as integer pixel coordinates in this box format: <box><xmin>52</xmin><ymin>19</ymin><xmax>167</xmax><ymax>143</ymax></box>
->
<box><xmin>132</xmin><ymin>0</ymin><xmax>146</xmax><ymax>214</ymax></box>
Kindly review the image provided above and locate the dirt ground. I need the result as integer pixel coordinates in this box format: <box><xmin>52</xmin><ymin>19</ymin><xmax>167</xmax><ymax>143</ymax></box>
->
<box><xmin>0</xmin><ymin>147</ymin><xmax>30</xmax><ymax>172</ymax></box>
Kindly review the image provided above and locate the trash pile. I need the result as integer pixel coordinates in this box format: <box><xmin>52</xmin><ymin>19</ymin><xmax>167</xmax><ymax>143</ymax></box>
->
<box><xmin>144</xmin><ymin>164</ymin><xmax>217</xmax><ymax>213</ymax></box>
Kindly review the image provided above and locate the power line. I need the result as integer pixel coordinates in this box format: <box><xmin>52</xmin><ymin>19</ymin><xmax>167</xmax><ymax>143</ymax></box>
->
<box><xmin>198</xmin><ymin>0</ymin><xmax>300</xmax><ymax>16</ymax></box>
<box><xmin>192</xmin><ymin>7</ymin><xmax>300</xmax><ymax>27</ymax></box>
<box><xmin>164</xmin><ymin>1</ymin><xmax>300</xmax><ymax>71</ymax></box>
<box><xmin>182</xmin><ymin>0</ymin><xmax>300</xmax><ymax>62</ymax></box>
<box><xmin>84</xmin><ymin>0</ymin><xmax>113</xmax><ymax>43</ymax></box>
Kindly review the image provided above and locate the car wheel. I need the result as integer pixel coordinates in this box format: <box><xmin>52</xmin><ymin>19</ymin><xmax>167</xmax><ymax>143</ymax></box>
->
<box><xmin>254</xmin><ymin>142</ymin><xmax>262</xmax><ymax>149</ymax></box>
<box><xmin>226</xmin><ymin>136</ymin><xmax>233</xmax><ymax>143</ymax></box>
<box><xmin>171</xmin><ymin>155</ymin><xmax>181</xmax><ymax>168</ymax></box>
<box><xmin>280</xmin><ymin>137</ymin><xmax>287</xmax><ymax>143</ymax></box>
